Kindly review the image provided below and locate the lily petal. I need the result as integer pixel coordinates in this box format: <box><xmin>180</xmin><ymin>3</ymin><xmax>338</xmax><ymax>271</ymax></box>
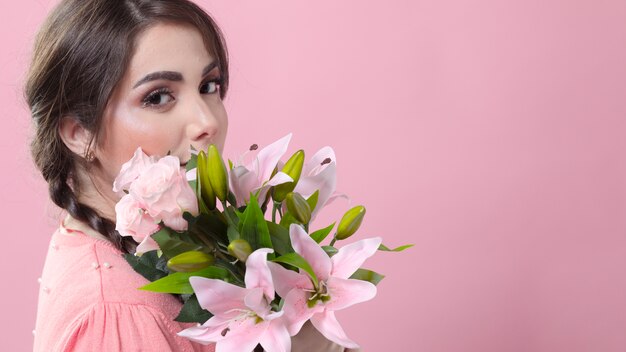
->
<box><xmin>254</xmin><ymin>133</ymin><xmax>292</xmax><ymax>184</ymax></box>
<box><xmin>263</xmin><ymin>171</ymin><xmax>293</xmax><ymax>187</ymax></box>
<box><xmin>282</xmin><ymin>288</ymin><xmax>321</xmax><ymax>336</ymax></box>
<box><xmin>325</xmin><ymin>276</ymin><xmax>377</xmax><ymax>311</ymax></box>
<box><xmin>294</xmin><ymin>162</ymin><xmax>337</xmax><ymax>222</ymax></box>
<box><xmin>244</xmin><ymin>287</ymin><xmax>271</xmax><ymax>318</ymax></box>
<box><xmin>230</xmin><ymin>166</ymin><xmax>258</xmax><ymax>207</ymax></box>
<box><xmin>188</xmin><ymin>277</ymin><xmax>248</xmax><ymax>317</ymax></box>
<box><xmin>310</xmin><ymin>310</ymin><xmax>360</xmax><ymax>349</ymax></box>
<box><xmin>252</xmin><ymin>171</ymin><xmax>293</xmax><ymax>206</ymax></box>
<box><xmin>217</xmin><ymin>318</ymin><xmax>268</xmax><ymax>352</ymax></box>
<box><xmin>176</xmin><ymin>320</ymin><xmax>227</xmax><ymax>346</ymax></box>
<box><xmin>294</xmin><ymin>161</ymin><xmax>335</xmax><ymax>200</ymax></box>
<box><xmin>302</xmin><ymin>146</ymin><xmax>336</xmax><ymax>177</ymax></box>
<box><xmin>259</xmin><ymin>319</ymin><xmax>291</xmax><ymax>352</ymax></box>
<box><xmin>289</xmin><ymin>224</ymin><xmax>332</xmax><ymax>282</ymax></box>
<box><xmin>267</xmin><ymin>261</ymin><xmax>313</xmax><ymax>298</ymax></box>
<box><xmin>228</xmin><ymin>166</ymin><xmax>248</xmax><ymax>207</ymax></box>
<box><xmin>262</xmin><ymin>310</ymin><xmax>285</xmax><ymax>321</ymax></box>
<box><xmin>324</xmin><ymin>191</ymin><xmax>350</xmax><ymax>208</ymax></box>
<box><xmin>331</xmin><ymin>237</ymin><xmax>383</xmax><ymax>279</ymax></box>
<box><xmin>244</xmin><ymin>248</ymin><xmax>275</xmax><ymax>300</ymax></box>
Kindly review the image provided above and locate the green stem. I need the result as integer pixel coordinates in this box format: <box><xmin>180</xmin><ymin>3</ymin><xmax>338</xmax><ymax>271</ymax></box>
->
<box><xmin>194</xmin><ymin>232</ymin><xmax>214</xmax><ymax>250</ymax></box>
<box><xmin>195</xmin><ymin>231</ymin><xmax>230</xmax><ymax>263</ymax></box>
<box><xmin>277</xmin><ymin>202</ymin><xmax>283</xmax><ymax>219</ymax></box>
<box><xmin>329</xmin><ymin>236</ymin><xmax>337</xmax><ymax>247</ymax></box>
<box><xmin>272</xmin><ymin>201</ymin><xmax>277</xmax><ymax>223</ymax></box>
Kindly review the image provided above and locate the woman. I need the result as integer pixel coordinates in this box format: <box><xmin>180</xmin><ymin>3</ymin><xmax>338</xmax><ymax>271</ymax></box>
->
<box><xmin>27</xmin><ymin>0</ymin><xmax>352</xmax><ymax>350</ymax></box>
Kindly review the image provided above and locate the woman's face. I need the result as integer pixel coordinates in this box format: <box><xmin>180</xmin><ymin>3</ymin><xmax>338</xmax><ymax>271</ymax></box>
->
<box><xmin>95</xmin><ymin>22</ymin><xmax>228</xmax><ymax>189</ymax></box>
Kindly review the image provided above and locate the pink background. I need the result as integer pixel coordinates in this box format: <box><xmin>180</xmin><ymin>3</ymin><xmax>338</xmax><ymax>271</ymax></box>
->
<box><xmin>2</xmin><ymin>0</ymin><xmax>626</xmax><ymax>351</ymax></box>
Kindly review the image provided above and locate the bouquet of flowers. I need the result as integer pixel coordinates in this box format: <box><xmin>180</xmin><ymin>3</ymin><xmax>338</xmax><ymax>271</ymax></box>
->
<box><xmin>114</xmin><ymin>133</ymin><xmax>412</xmax><ymax>351</ymax></box>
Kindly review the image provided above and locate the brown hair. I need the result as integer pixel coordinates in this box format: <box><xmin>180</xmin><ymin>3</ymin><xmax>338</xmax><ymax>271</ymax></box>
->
<box><xmin>24</xmin><ymin>0</ymin><xmax>229</xmax><ymax>254</ymax></box>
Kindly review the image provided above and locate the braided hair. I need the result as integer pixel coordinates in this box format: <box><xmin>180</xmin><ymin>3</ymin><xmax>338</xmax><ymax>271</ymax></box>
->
<box><xmin>24</xmin><ymin>0</ymin><xmax>229</xmax><ymax>254</ymax></box>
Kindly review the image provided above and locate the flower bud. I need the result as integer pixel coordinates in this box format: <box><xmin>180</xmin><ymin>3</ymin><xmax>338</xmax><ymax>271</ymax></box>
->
<box><xmin>285</xmin><ymin>192</ymin><xmax>311</xmax><ymax>224</ymax></box>
<box><xmin>272</xmin><ymin>150</ymin><xmax>305</xmax><ymax>202</ymax></box>
<box><xmin>336</xmin><ymin>205</ymin><xmax>366</xmax><ymax>240</ymax></box>
<box><xmin>197</xmin><ymin>150</ymin><xmax>216</xmax><ymax>210</ymax></box>
<box><xmin>167</xmin><ymin>250</ymin><xmax>214</xmax><ymax>272</ymax></box>
<box><xmin>227</xmin><ymin>239</ymin><xmax>253</xmax><ymax>262</ymax></box>
<box><xmin>207</xmin><ymin>144</ymin><xmax>229</xmax><ymax>202</ymax></box>
<box><xmin>322</xmin><ymin>245</ymin><xmax>338</xmax><ymax>257</ymax></box>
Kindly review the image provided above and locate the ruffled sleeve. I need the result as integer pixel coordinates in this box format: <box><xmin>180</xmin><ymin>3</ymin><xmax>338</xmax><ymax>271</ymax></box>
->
<box><xmin>55</xmin><ymin>302</ymin><xmax>215</xmax><ymax>352</ymax></box>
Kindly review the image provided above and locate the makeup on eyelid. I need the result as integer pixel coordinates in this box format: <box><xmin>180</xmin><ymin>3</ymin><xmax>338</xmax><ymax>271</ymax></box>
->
<box><xmin>140</xmin><ymin>76</ymin><xmax>224</xmax><ymax>109</ymax></box>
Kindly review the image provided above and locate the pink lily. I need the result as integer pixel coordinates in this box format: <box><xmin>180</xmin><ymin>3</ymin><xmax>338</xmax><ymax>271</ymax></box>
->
<box><xmin>229</xmin><ymin>133</ymin><xmax>295</xmax><ymax>207</ymax></box>
<box><xmin>267</xmin><ymin>224</ymin><xmax>382</xmax><ymax>349</ymax></box>
<box><xmin>280</xmin><ymin>146</ymin><xmax>349</xmax><ymax>222</ymax></box>
<box><xmin>177</xmin><ymin>248</ymin><xmax>291</xmax><ymax>352</ymax></box>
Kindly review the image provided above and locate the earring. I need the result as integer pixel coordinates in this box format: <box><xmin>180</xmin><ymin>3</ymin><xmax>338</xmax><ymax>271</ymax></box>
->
<box><xmin>85</xmin><ymin>150</ymin><xmax>95</xmax><ymax>162</ymax></box>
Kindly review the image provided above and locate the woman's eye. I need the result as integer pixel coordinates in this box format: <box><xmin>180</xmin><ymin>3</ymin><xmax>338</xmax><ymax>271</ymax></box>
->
<box><xmin>200</xmin><ymin>79</ymin><xmax>221</xmax><ymax>95</ymax></box>
<box><xmin>142</xmin><ymin>88</ymin><xmax>174</xmax><ymax>108</ymax></box>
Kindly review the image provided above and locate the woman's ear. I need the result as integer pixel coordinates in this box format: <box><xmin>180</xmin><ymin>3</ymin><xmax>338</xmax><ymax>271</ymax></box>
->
<box><xmin>58</xmin><ymin>115</ymin><xmax>94</xmax><ymax>158</ymax></box>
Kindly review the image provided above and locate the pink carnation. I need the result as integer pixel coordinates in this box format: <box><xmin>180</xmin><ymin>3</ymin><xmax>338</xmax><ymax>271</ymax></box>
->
<box><xmin>129</xmin><ymin>155</ymin><xmax>199</xmax><ymax>231</ymax></box>
<box><xmin>113</xmin><ymin>147</ymin><xmax>200</xmax><ymax>255</ymax></box>
<box><xmin>114</xmin><ymin>194</ymin><xmax>160</xmax><ymax>255</ymax></box>
<box><xmin>112</xmin><ymin>147</ymin><xmax>157</xmax><ymax>195</ymax></box>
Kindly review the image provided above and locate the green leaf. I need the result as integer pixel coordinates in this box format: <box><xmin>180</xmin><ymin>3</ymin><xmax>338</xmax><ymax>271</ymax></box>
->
<box><xmin>174</xmin><ymin>294</ymin><xmax>213</xmax><ymax>324</ymax></box>
<box><xmin>123</xmin><ymin>250</ymin><xmax>169</xmax><ymax>282</ymax></box>
<box><xmin>239</xmin><ymin>192</ymin><xmax>273</xmax><ymax>255</ymax></box>
<box><xmin>213</xmin><ymin>258</ymin><xmax>245</xmax><ymax>287</ymax></box>
<box><xmin>186</xmin><ymin>151</ymin><xmax>198</xmax><ymax>172</ymax></box>
<box><xmin>186</xmin><ymin>152</ymin><xmax>200</xmax><ymax>207</ymax></box>
<box><xmin>226</xmin><ymin>224</ymin><xmax>240</xmax><ymax>243</ymax></box>
<box><xmin>266</xmin><ymin>220</ymin><xmax>293</xmax><ymax>255</ymax></box>
<box><xmin>306</xmin><ymin>190</ymin><xmax>319</xmax><ymax>214</ymax></box>
<box><xmin>233</xmin><ymin>208</ymin><xmax>244</xmax><ymax>223</ymax></box>
<box><xmin>272</xmin><ymin>252</ymin><xmax>318</xmax><ymax>288</ymax></box>
<box><xmin>349</xmin><ymin>268</ymin><xmax>385</xmax><ymax>285</ymax></box>
<box><xmin>310</xmin><ymin>222</ymin><xmax>335</xmax><ymax>243</ymax></box>
<box><xmin>279</xmin><ymin>211</ymin><xmax>299</xmax><ymax>228</ymax></box>
<box><xmin>188</xmin><ymin>211</ymin><xmax>228</xmax><ymax>244</ymax></box>
<box><xmin>151</xmin><ymin>228</ymin><xmax>205</xmax><ymax>258</ymax></box>
<box><xmin>155</xmin><ymin>254</ymin><xmax>170</xmax><ymax>274</ymax></box>
<box><xmin>378</xmin><ymin>243</ymin><xmax>414</xmax><ymax>252</ymax></box>
<box><xmin>224</xmin><ymin>206</ymin><xmax>241</xmax><ymax>227</ymax></box>
<box><xmin>139</xmin><ymin>266</ymin><xmax>230</xmax><ymax>294</ymax></box>
<box><xmin>196</xmin><ymin>189</ymin><xmax>211</xmax><ymax>214</ymax></box>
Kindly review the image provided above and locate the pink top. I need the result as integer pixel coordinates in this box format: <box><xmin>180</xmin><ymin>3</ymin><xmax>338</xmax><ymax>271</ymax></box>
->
<box><xmin>33</xmin><ymin>216</ymin><xmax>216</xmax><ymax>352</ymax></box>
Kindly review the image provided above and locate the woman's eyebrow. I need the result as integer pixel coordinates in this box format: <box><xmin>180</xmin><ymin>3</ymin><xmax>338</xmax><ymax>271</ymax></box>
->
<box><xmin>133</xmin><ymin>61</ymin><xmax>218</xmax><ymax>89</ymax></box>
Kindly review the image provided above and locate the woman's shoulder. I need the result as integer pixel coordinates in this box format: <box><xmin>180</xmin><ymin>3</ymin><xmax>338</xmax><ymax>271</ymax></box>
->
<box><xmin>37</xmin><ymin>300</ymin><xmax>212</xmax><ymax>352</ymax></box>
<box><xmin>34</xmin><ymin>221</ymin><xmax>209</xmax><ymax>351</ymax></box>
<box><xmin>47</xmin><ymin>214</ymin><xmax>180</xmax><ymax>307</ymax></box>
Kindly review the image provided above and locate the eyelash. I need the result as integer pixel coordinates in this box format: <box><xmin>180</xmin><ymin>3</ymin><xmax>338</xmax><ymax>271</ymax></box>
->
<box><xmin>141</xmin><ymin>77</ymin><xmax>223</xmax><ymax>109</ymax></box>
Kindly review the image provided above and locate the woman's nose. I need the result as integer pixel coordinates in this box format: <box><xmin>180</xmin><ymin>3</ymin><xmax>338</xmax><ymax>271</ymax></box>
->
<box><xmin>186</xmin><ymin>94</ymin><xmax>219</xmax><ymax>145</ymax></box>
